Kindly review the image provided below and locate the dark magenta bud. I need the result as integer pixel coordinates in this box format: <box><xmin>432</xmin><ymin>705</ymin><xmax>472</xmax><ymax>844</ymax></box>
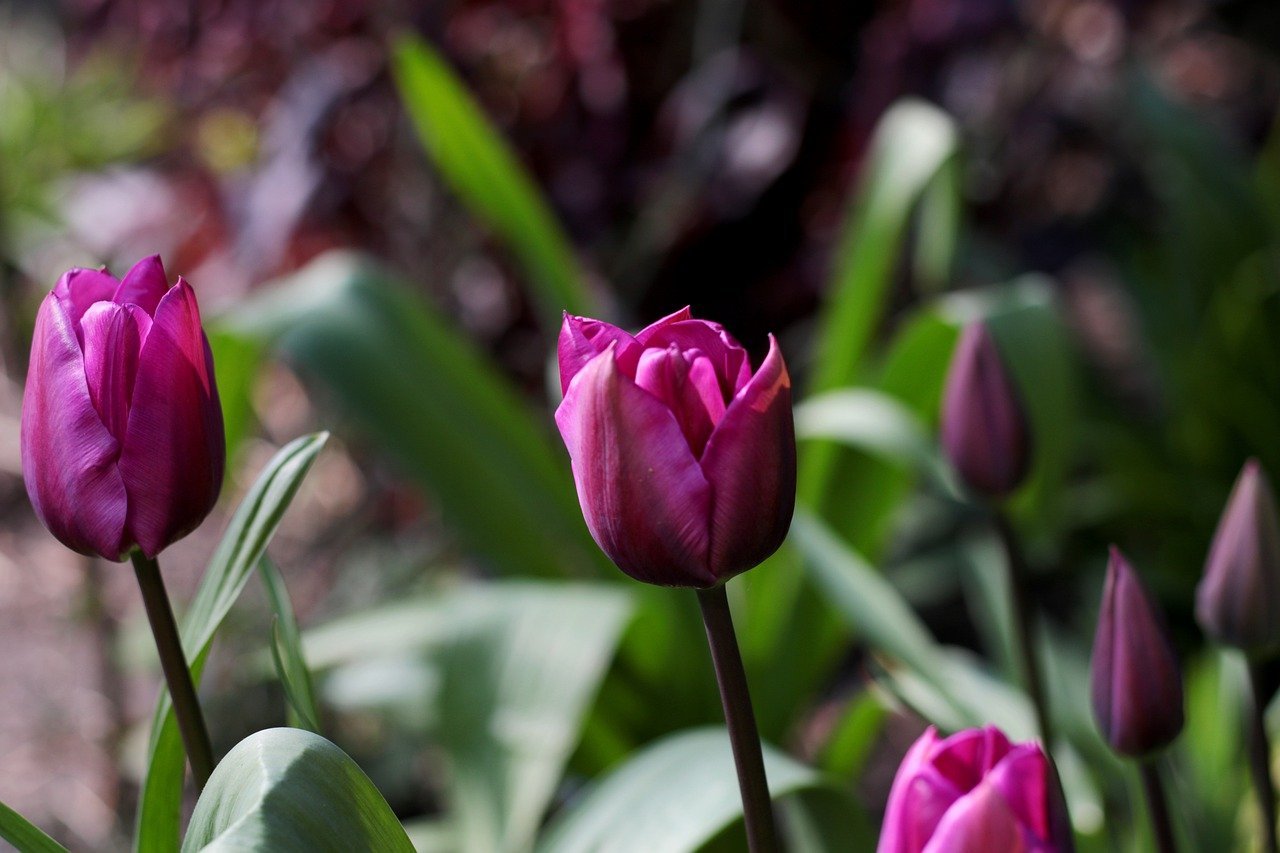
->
<box><xmin>1196</xmin><ymin>460</ymin><xmax>1280</xmax><ymax>656</ymax></box>
<box><xmin>1090</xmin><ymin>547</ymin><xmax>1184</xmax><ymax>757</ymax></box>
<box><xmin>940</xmin><ymin>322</ymin><xmax>1031</xmax><ymax>499</ymax></box>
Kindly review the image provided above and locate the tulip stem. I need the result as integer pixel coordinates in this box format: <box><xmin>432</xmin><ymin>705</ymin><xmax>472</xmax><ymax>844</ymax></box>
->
<box><xmin>1247</xmin><ymin>662</ymin><xmax>1279</xmax><ymax>853</ymax></box>
<box><xmin>993</xmin><ymin>512</ymin><xmax>1053</xmax><ymax>749</ymax></box>
<box><xmin>696</xmin><ymin>585</ymin><xmax>779</xmax><ymax>853</ymax></box>
<box><xmin>130</xmin><ymin>552</ymin><xmax>214</xmax><ymax>790</ymax></box>
<box><xmin>1139</xmin><ymin>760</ymin><xmax>1177</xmax><ymax>853</ymax></box>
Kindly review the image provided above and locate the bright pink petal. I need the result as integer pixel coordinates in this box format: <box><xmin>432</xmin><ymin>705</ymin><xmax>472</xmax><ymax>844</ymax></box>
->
<box><xmin>555</xmin><ymin>346</ymin><xmax>713</xmax><ymax>586</ymax></box>
<box><xmin>637</xmin><ymin>317</ymin><xmax>751</xmax><ymax>396</ymax></box>
<box><xmin>930</xmin><ymin>725</ymin><xmax>1013</xmax><ymax>792</ymax></box>
<box><xmin>697</xmin><ymin>335</ymin><xmax>795</xmax><ymax>579</ymax></box>
<box><xmin>557</xmin><ymin>313</ymin><xmax>642</xmax><ymax>394</ymax></box>
<box><xmin>634</xmin><ymin>346</ymin><xmax>719</xmax><ymax>456</ymax></box>
<box><xmin>112</xmin><ymin>254</ymin><xmax>170</xmax><ymax>316</ymax></box>
<box><xmin>21</xmin><ymin>293</ymin><xmax>130</xmax><ymax>559</ymax></box>
<box><xmin>79</xmin><ymin>302</ymin><xmax>146</xmax><ymax>442</ymax></box>
<box><xmin>879</xmin><ymin>728</ymin><xmax>954</xmax><ymax>853</ymax></box>
<box><xmin>922</xmin><ymin>782</ymin><xmax>1029</xmax><ymax>853</ymax></box>
<box><xmin>53</xmin><ymin>268</ymin><xmax>119</xmax><ymax>333</ymax></box>
<box><xmin>119</xmin><ymin>281</ymin><xmax>225</xmax><ymax>557</ymax></box>
<box><xmin>634</xmin><ymin>305</ymin><xmax>692</xmax><ymax>339</ymax></box>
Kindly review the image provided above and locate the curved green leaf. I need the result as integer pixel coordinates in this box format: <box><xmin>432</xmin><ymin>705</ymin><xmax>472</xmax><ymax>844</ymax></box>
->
<box><xmin>0</xmin><ymin>800</ymin><xmax>68</xmax><ymax>853</ymax></box>
<box><xmin>260</xmin><ymin>557</ymin><xmax>321</xmax><ymax>733</ymax></box>
<box><xmin>182</xmin><ymin>728</ymin><xmax>413</xmax><ymax>852</ymax></box>
<box><xmin>392</xmin><ymin>34</ymin><xmax>594</xmax><ymax>328</ymax></box>
<box><xmin>538</xmin><ymin>728</ymin><xmax>822</xmax><ymax>853</ymax></box>
<box><xmin>136</xmin><ymin>432</ymin><xmax>329</xmax><ymax>853</ymax></box>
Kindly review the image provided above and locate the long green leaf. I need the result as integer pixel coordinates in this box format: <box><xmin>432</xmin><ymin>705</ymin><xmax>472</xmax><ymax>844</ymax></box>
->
<box><xmin>260</xmin><ymin>557</ymin><xmax>321</xmax><ymax>733</ymax></box>
<box><xmin>538</xmin><ymin>728</ymin><xmax>823</xmax><ymax>853</ymax></box>
<box><xmin>181</xmin><ymin>728</ymin><xmax>413</xmax><ymax>852</ymax></box>
<box><xmin>391</xmin><ymin>34</ymin><xmax>594</xmax><ymax>328</ymax></box>
<box><xmin>135</xmin><ymin>432</ymin><xmax>329</xmax><ymax>853</ymax></box>
<box><xmin>229</xmin><ymin>251</ymin><xmax>608</xmax><ymax>580</ymax></box>
<box><xmin>0</xmin><ymin>801</ymin><xmax>68</xmax><ymax>853</ymax></box>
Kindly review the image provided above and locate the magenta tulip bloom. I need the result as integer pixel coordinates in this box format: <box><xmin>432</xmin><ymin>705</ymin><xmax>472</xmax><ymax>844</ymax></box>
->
<box><xmin>878</xmin><ymin>726</ymin><xmax>1072</xmax><ymax>853</ymax></box>
<box><xmin>555</xmin><ymin>308</ymin><xmax>795</xmax><ymax>587</ymax></box>
<box><xmin>940</xmin><ymin>322</ymin><xmax>1031</xmax><ymax>499</ymax></box>
<box><xmin>22</xmin><ymin>256</ymin><xmax>225</xmax><ymax>561</ymax></box>
<box><xmin>1196</xmin><ymin>459</ymin><xmax>1280</xmax><ymax>656</ymax></box>
<box><xmin>1090</xmin><ymin>547</ymin><xmax>1184</xmax><ymax>757</ymax></box>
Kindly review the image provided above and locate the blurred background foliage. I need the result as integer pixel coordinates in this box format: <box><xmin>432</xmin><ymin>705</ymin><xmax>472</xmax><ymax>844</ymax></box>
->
<box><xmin>2</xmin><ymin>0</ymin><xmax>1280</xmax><ymax>849</ymax></box>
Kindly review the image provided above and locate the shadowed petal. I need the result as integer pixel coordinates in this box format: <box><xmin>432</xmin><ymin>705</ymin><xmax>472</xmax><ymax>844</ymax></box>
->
<box><xmin>637</xmin><ymin>318</ymin><xmax>751</xmax><ymax>396</ymax></box>
<box><xmin>21</xmin><ymin>294</ymin><xmax>129</xmax><ymax>559</ymax></box>
<box><xmin>113</xmin><ymin>254</ymin><xmax>170</xmax><ymax>316</ymax></box>
<box><xmin>79</xmin><ymin>302</ymin><xmax>146</xmax><ymax>442</ymax></box>
<box><xmin>634</xmin><ymin>346</ymin><xmax>721</xmax><ymax>456</ymax></box>
<box><xmin>555</xmin><ymin>346</ymin><xmax>713</xmax><ymax>586</ymax></box>
<box><xmin>53</xmin><ymin>268</ymin><xmax>120</xmax><ymax>333</ymax></box>
<box><xmin>558</xmin><ymin>313</ymin><xmax>642</xmax><ymax>394</ymax></box>
<box><xmin>698</xmin><ymin>335</ymin><xmax>795</xmax><ymax>579</ymax></box>
<box><xmin>119</xmin><ymin>281</ymin><xmax>225</xmax><ymax>557</ymax></box>
<box><xmin>922</xmin><ymin>782</ymin><xmax>1029</xmax><ymax>853</ymax></box>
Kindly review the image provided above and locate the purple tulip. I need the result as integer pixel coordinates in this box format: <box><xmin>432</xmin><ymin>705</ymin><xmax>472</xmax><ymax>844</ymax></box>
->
<box><xmin>940</xmin><ymin>322</ymin><xmax>1031</xmax><ymax>499</ymax></box>
<box><xmin>878</xmin><ymin>725</ymin><xmax>1072</xmax><ymax>853</ymax></box>
<box><xmin>22</xmin><ymin>256</ymin><xmax>225</xmax><ymax>561</ymax></box>
<box><xmin>1090</xmin><ymin>547</ymin><xmax>1184</xmax><ymax>757</ymax></box>
<box><xmin>1196</xmin><ymin>459</ymin><xmax>1280</xmax><ymax>655</ymax></box>
<box><xmin>554</xmin><ymin>308</ymin><xmax>795</xmax><ymax>587</ymax></box>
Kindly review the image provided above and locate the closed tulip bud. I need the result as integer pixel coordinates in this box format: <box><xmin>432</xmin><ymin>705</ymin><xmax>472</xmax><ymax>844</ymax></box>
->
<box><xmin>878</xmin><ymin>725</ymin><xmax>1073</xmax><ymax>853</ymax></box>
<box><xmin>1090</xmin><ymin>547</ymin><xmax>1184</xmax><ymax>757</ymax></box>
<box><xmin>22</xmin><ymin>256</ymin><xmax>225</xmax><ymax>561</ymax></box>
<box><xmin>940</xmin><ymin>322</ymin><xmax>1031</xmax><ymax>499</ymax></box>
<box><xmin>1195</xmin><ymin>460</ymin><xmax>1280</xmax><ymax>656</ymax></box>
<box><xmin>554</xmin><ymin>308</ymin><xmax>795</xmax><ymax>587</ymax></box>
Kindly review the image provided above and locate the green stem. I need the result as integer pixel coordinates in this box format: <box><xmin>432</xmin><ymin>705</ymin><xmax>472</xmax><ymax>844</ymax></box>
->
<box><xmin>696</xmin><ymin>585</ymin><xmax>779</xmax><ymax>853</ymax></box>
<box><xmin>993</xmin><ymin>512</ymin><xmax>1053</xmax><ymax>748</ymax></box>
<box><xmin>130</xmin><ymin>551</ymin><xmax>214</xmax><ymax>790</ymax></box>
<box><xmin>1139</xmin><ymin>759</ymin><xmax>1177</xmax><ymax>853</ymax></box>
<box><xmin>1248</xmin><ymin>662</ymin><xmax>1279</xmax><ymax>853</ymax></box>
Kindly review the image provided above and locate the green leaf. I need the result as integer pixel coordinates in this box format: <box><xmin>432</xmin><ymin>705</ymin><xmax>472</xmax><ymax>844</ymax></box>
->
<box><xmin>794</xmin><ymin>388</ymin><xmax>933</xmax><ymax>469</ymax></box>
<box><xmin>0</xmin><ymin>800</ymin><xmax>68</xmax><ymax>853</ymax></box>
<box><xmin>135</xmin><ymin>432</ymin><xmax>329</xmax><ymax>853</ymax></box>
<box><xmin>391</xmin><ymin>34</ymin><xmax>595</xmax><ymax>328</ymax></box>
<box><xmin>260</xmin><ymin>557</ymin><xmax>321</xmax><ymax>733</ymax></box>
<box><xmin>229</xmin><ymin>251</ymin><xmax>608</xmax><ymax>580</ymax></box>
<box><xmin>538</xmin><ymin>728</ymin><xmax>825</xmax><ymax>853</ymax></box>
<box><xmin>181</xmin><ymin>727</ymin><xmax>414</xmax><ymax>852</ymax></box>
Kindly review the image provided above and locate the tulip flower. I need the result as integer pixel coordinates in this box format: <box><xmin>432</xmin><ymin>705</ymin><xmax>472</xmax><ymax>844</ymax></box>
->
<box><xmin>22</xmin><ymin>256</ymin><xmax>225</xmax><ymax>562</ymax></box>
<box><xmin>1195</xmin><ymin>459</ymin><xmax>1280</xmax><ymax>656</ymax></box>
<box><xmin>555</xmin><ymin>307</ymin><xmax>795</xmax><ymax>588</ymax></box>
<box><xmin>1090</xmin><ymin>547</ymin><xmax>1183</xmax><ymax>758</ymax></box>
<box><xmin>940</xmin><ymin>322</ymin><xmax>1030</xmax><ymax>499</ymax></box>
<box><xmin>878</xmin><ymin>725</ymin><xmax>1072</xmax><ymax>853</ymax></box>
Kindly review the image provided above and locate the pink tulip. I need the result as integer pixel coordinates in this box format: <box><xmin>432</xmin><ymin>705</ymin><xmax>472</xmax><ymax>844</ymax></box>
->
<box><xmin>555</xmin><ymin>308</ymin><xmax>795</xmax><ymax>587</ymax></box>
<box><xmin>878</xmin><ymin>726</ymin><xmax>1072</xmax><ymax>853</ymax></box>
<box><xmin>940</xmin><ymin>322</ymin><xmax>1031</xmax><ymax>499</ymax></box>
<box><xmin>22</xmin><ymin>256</ymin><xmax>225</xmax><ymax>561</ymax></box>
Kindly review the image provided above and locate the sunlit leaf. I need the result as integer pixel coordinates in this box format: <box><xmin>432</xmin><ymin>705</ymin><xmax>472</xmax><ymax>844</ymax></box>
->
<box><xmin>0</xmin><ymin>800</ymin><xmax>68</xmax><ymax>853</ymax></box>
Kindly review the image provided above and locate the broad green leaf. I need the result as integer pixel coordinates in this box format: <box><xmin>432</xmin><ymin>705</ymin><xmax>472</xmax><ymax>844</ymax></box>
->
<box><xmin>794</xmin><ymin>388</ymin><xmax>934</xmax><ymax>469</ymax></box>
<box><xmin>136</xmin><ymin>432</ymin><xmax>329</xmax><ymax>853</ymax></box>
<box><xmin>538</xmin><ymin>728</ymin><xmax>823</xmax><ymax>853</ymax></box>
<box><xmin>0</xmin><ymin>800</ymin><xmax>68</xmax><ymax>853</ymax></box>
<box><xmin>260</xmin><ymin>557</ymin><xmax>321</xmax><ymax>733</ymax></box>
<box><xmin>206</xmin><ymin>328</ymin><xmax>263</xmax><ymax>469</ymax></box>
<box><xmin>182</xmin><ymin>728</ymin><xmax>413</xmax><ymax>852</ymax></box>
<box><xmin>229</xmin><ymin>251</ymin><xmax>608</xmax><ymax>580</ymax></box>
<box><xmin>391</xmin><ymin>34</ymin><xmax>594</xmax><ymax>328</ymax></box>
<box><xmin>803</xmin><ymin>99</ymin><xmax>959</xmax><ymax>509</ymax></box>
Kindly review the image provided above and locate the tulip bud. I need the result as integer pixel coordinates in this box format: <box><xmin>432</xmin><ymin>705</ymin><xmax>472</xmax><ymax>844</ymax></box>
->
<box><xmin>1090</xmin><ymin>547</ymin><xmax>1184</xmax><ymax>757</ymax></box>
<box><xmin>22</xmin><ymin>256</ymin><xmax>225</xmax><ymax>561</ymax></box>
<box><xmin>555</xmin><ymin>308</ymin><xmax>796</xmax><ymax>587</ymax></box>
<box><xmin>878</xmin><ymin>725</ymin><xmax>1073</xmax><ymax>853</ymax></box>
<box><xmin>1195</xmin><ymin>460</ymin><xmax>1280</xmax><ymax>656</ymax></box>
<box><xmin>940</xmin><ymin>322</ymin><xmax>1031</xmax><ymax>499</ymax></box>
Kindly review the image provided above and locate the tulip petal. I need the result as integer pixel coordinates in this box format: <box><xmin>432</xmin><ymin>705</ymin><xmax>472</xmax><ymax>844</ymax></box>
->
<box><xmin>634</xmin><ymin>305</ymin><xmax>692</xmax><ymax>338</ymax></box>
<box><xmin>930</xmin><ymin>725</ymin><xmax>1012</xmax><ymax>792</ymax></box>
<box><xmin>879</xmin><ymin>728</ymin><xmax>954</xmax><ymax>853</ymax></box>
<box><xmin>21</xmin><ymin>294</ymin><xmax>130</xmax><ymax>559</ymax></box>
<box><xmin>698</xmin><ymin>335</ymin><xmax>795</xmax><ymax>579</ymax></box>
<box><xmin>119</xmin><ymin>281</ymin><xmax>225</xmax><ymax>557</ymax></box>
<box><xmin>637</xmin><ymin>318</ymin><xmax>751</xmax><ymax>397</ymax></box>
<box><xmin>79</xmin><ymin>302</ymin><xmax>146</xmax><ymax>442</ymax></box>
<box><xmin>555</xmin><ymin>346</ymin><xmax>713</xmax><ymax>586</ymax></box>
<box><xmin>921</xmin><ymin>782</ymin><xmax>1029</xmax><ymax>853</ymax></box>
<box><xmin>53</xmin><ymin>268</ymin><xmax>120</xmax><ymax>332</ymax></box>
<box><xmin>558</xmin><ymin>314</ymin><xmax>643</xmax><ymax>394</ymax></box>
<box><xmin>984</xmin><ymin>745</ymin><xmax>1053</xmax><ymax>845</ymax></box>
<box><xmin>113</xmin><ymin>254</ymin><xmax>170</xmax><ymax>316</ymax></box>
<box><xmin>634</xmin><ymin>346</ymin><xmax>719</xmax><ymax>456</ymax></box>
